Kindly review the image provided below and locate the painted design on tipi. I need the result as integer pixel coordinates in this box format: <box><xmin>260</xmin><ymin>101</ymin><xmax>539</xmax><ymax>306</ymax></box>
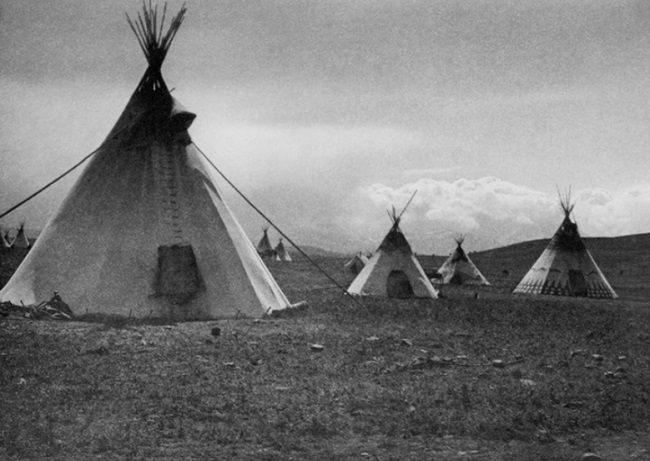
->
<box><xmin>274</xmin><ymin>238</ymin><xmax>292</xmax><ymax>262</ymax></box>
<box><xmin>0</xmin><ymin>4</ymin><xmax>291</xmax><ymax>319</ymax></box>
<box><xmin>348</xmin><ymin>195</ymin><xmax>438</xmax><ymax>299</ymax></box>
<box><xmin>438</xmin><ymin>236</ymin><xmax>489</xmax><ymax>285</ymax></box>
<box><xmin>513</xmin><ymin>193</ymin><xmax>617</xmax><ymax>299</ymax></box>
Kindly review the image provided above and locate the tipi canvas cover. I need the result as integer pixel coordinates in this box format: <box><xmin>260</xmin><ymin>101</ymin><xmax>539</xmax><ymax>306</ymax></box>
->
<box><xmin>256</xmin><ymin>227</ymin><xmax>275</xmax><ymax>259</ymax></box>
<box><xmin>0</xmin><ymin>5</ymin><xmax>291</xmax><ymax>319</ymax></box>
<box><xmin>513</xmin><ymin>196</ymin><xmax>617</xmax><ymax>298</ymax></box>
<box><xmin>348</xmin><ymin>213</ymin><xmax>438</xmax><ymax>299</ymax></box>
<box><xmin>438</xmin><ymin>237</ymin><xmax>489</xmax><ymax>285</ymax></box>
<box><xmin>274</xmin><ymin>238</ymin><xmax>292</xmax><ymax>262</ymax></box>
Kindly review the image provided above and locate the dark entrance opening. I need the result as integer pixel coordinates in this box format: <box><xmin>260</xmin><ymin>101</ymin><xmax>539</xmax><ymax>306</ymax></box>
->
<box><xmin>387</xmin><ymin>270</ymin><xmax>414</xmax><ymax>298</ymax></box>
<box><xmin>568</xmin><ymin>270</ymin><xmax>588</xmax><ymax>296</ymax></box>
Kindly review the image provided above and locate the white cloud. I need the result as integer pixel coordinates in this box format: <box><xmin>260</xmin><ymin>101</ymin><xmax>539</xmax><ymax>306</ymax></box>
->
<box><xmin>357</xmin><ymin>178</ymin><xmax>650</xmax><ymax>253</ymax></box>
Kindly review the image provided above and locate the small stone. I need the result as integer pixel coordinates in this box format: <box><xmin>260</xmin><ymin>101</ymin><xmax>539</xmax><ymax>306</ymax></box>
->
<box><xmin>311</xmin><ymin>344</ymin><xmax>324</xmax><ymax>352</ymax></box>
<box><xmin>366</xmin><ymin>336</ymin><xmax>379</xmax><ymax>341</ymax></box>
<box><xmin>581</xmin><ymin>452</ymin><xmax>603</xmax><ymax>461</ymax></box>
<box><xmin>401</xmin><ymin>338</ymin><xmax>413</xmax><ymax>346</ymax></box>
<box><xmin>617</xmin><ymin>355</ymin><xmax>627</xmax><ymax>361</ymax></box>
<box><xmin>592</xmin><ymin>354</ymin><xmax>604</xmax><ymax>361</ymax></box>
<box><xmin>492</xmin><ymin>359</ymin><xmax>505</xmax><ymax>368</ymax></box>
<box><xmin>520</xmin><ymin>379</ymin><xmax>536</xmax><ymax>386</ymax></box>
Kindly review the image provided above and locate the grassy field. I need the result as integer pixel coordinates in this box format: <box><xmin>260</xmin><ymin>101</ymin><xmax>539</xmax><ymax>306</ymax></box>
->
<box><xmin>1</xmin><ymin>246</ymin><xmax>650</xmax><ymax>460</ymax></box>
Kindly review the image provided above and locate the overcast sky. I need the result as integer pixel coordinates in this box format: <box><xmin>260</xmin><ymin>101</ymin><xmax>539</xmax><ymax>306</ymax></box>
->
<box><xmin>2</xmin><ymin>0</ymin><xmax>650</xmax><ymax>254</ymax></box>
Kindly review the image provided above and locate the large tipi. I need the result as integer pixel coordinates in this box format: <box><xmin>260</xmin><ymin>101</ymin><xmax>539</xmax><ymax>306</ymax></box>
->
<box><xmin>348</xmin><ymin>207</ymin><xmax>438</xmax><ymax>299</ymax></box>
<box><xmin>437</xmin><ymin>236</ymin><xmax>489</xmax><ymax>285</ymax></box>
<box><xmin>513</xmin><ymin>194</ymin><xmax>617</xmax><ymax>298</ymax></box>
<box><xmin>274</xmin><ymin>238</ymin><xmax>292</xmax><ymax>262</ymax></box>
<box><xmin>0</xmin><ymin>5</ymin><xmax>291</xmax><ymax>319</ymax></box>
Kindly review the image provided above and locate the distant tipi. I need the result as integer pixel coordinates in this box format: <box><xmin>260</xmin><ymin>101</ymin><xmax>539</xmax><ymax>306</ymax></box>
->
<box><xmin>274</xmin><ymin>238</ymin><xmax>292</xmax><ymax>262</ymax></box>
<box><xmin>513</xmin><ymin>193</ymin><xmax>617</xmax><ymax>298</ymax></box>
<box><xmin>348</xmin><ymin>202</ymin><xmax>438</xmax><ymax>299</ymax></box>
<box><xmin>11</xmin><ymin>223</ymin><xmax>30</xmax><ymax>249</ymax></box>
<box><xmin>344</xmin><ymin>251</ymin><xmax>369</xmax><ymax>275</ymax></box>
<box><xmin>256</xmin><ymin>227</ymin><xmax>276</xmax><ymax>259</ymax></box>
<box><xmin>0</xmin><ymin>4</ymin><xmax>291</xmax><ymax>319</ymax></box>
<box><xmin>1</xmin><ymin>231</ymin><xmax>12</xmax><ymax>249</ymax></box>
<box><xmin>438</xmin><ymin>236</ymin><xmax>489</xmax><ymax>285</ymax></box>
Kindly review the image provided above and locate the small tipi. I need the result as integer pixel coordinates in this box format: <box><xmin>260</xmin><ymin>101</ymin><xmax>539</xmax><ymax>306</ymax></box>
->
<box><xmin>0</xmin><ymin>5</ymin><xmax>291</xmax><ymax>319</ymax></box>
<box><xmin>274</xmin><ymin>238</ymin><xmax>292</xmax><ymax>262</ymax></box>
<box><xmin>344</xmin><ymin>252</ymin><xmax>369</xmax><ymax>275</ymax></box>
<box><xmin>437</xmin><ymin>236</ymin><xmax>489</xmax><ymax>285</ymax></box>
<box><xmin>11</xmin><ymin>223</ymin><xmax>30</xmax><ymax>249</ymax></box>
<box><xmin>348</xmin><ymin>203</ymin><xmax>438</xmax><ymax>299</ymax></box>
<box><xmin>513</xmin><ymin>193</ymin><xmax>617</xmax><ymax>298</ymax></box>
<box><xmin>1</xmin><ymin>231</ymin><xmax>12</xmax><ymax>249</ymax></box>
<box><xmin>256</xmin><ymin>227</ymin><xmax>276</xmax><ymax>259</ymax></box>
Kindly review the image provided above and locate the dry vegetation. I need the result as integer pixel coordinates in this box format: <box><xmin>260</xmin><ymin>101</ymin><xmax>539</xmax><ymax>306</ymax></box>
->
<box><xmin>1</xmin><ymin>245</ymin><xmax>650</xmax><ymax>460</ymax></box>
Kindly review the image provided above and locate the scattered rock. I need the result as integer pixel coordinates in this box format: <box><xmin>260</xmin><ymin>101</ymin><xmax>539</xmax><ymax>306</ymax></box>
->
<box><xmin>563</xmin><ymin>401</ymin><xmax>585</xmax><ymax>409</ymax></box>
<box><xmin>86</xmin><ymin>345</ymin><xmax>109</xmax><ymax>355</ymax></box>
<box><xmin>570</xmin><ymin>349</ymin><xmax>587</xmax><ymax>358</ymax></box>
